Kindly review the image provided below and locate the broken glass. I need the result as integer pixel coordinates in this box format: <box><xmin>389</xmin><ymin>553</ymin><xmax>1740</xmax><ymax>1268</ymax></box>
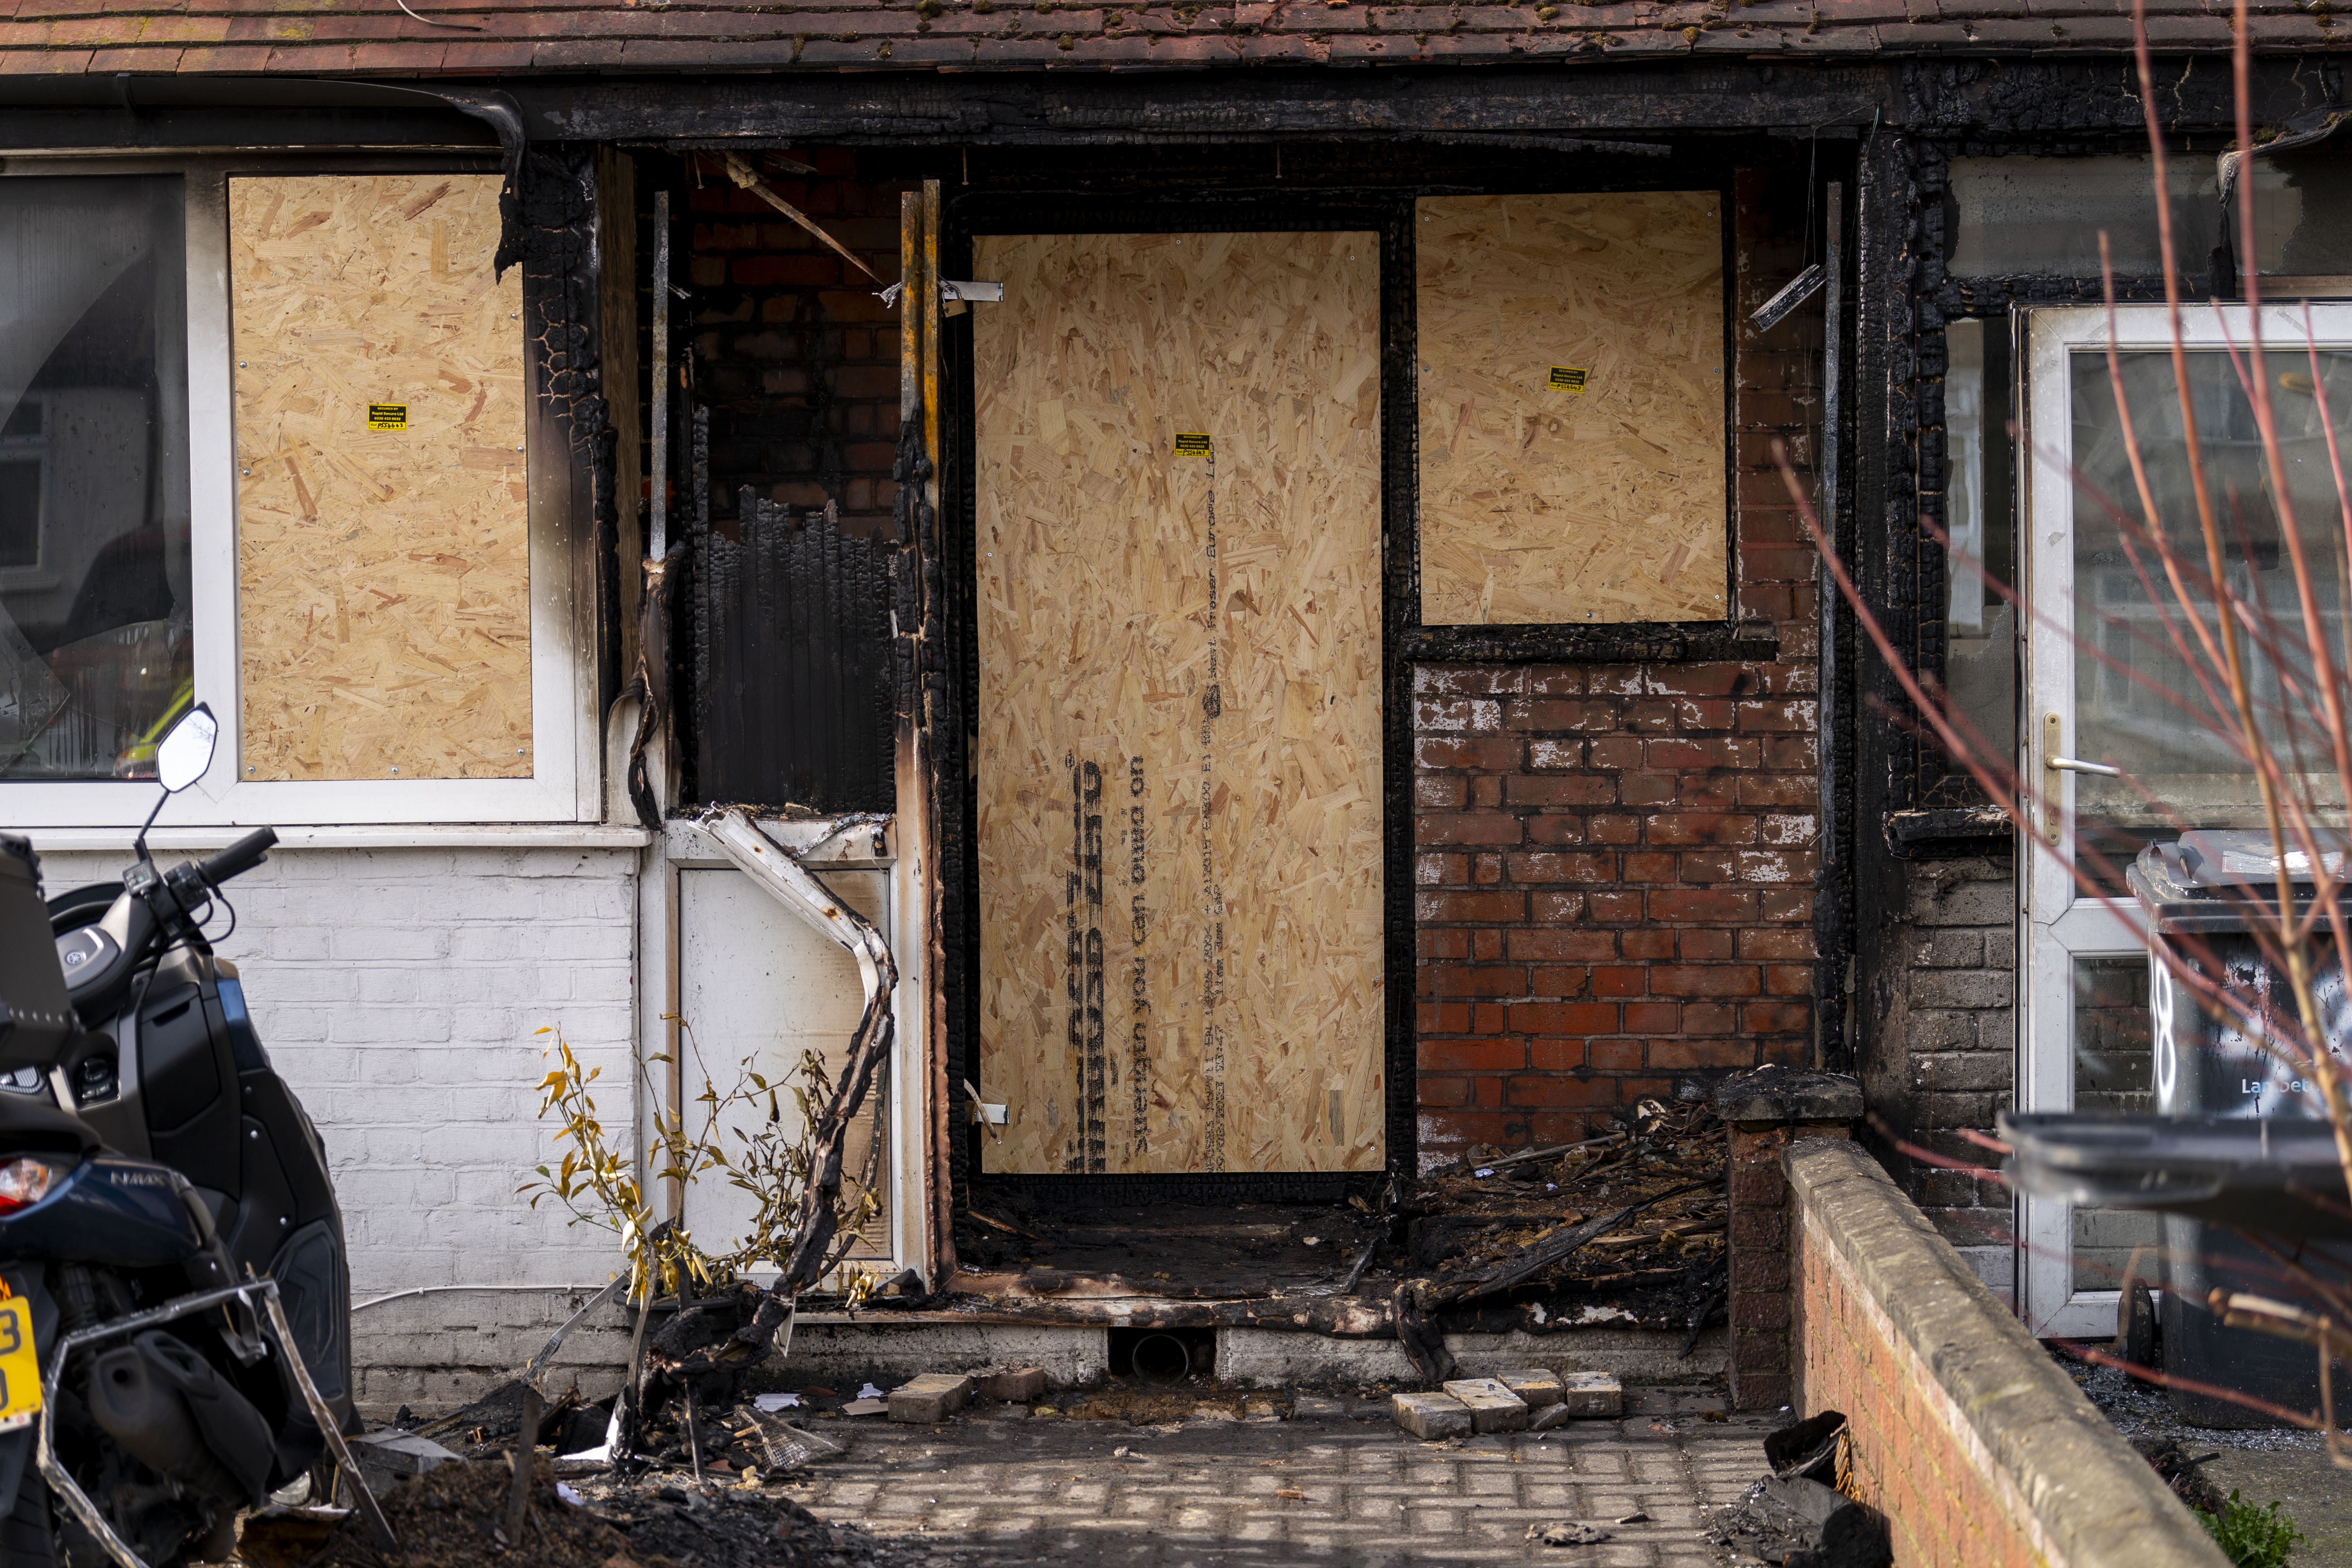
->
<box><xmin>1942</xmin><ymin>319</ymin><xmax>2016</xmax><ymax>764</ymax></box>
<box><xmin>2069</xmin><ymin>952</ymin><xmax>2163</xmax><ymax>1292</ymax></box>
<box><xmin>2246</xmin><ymin>146</ymin><xmax>2352</xmax><ymax>279</ymax></box>
<box><xmin>1949</xmin><ymin>156</ymin><xmax>2220</xmax><ymax>280</ymax></box>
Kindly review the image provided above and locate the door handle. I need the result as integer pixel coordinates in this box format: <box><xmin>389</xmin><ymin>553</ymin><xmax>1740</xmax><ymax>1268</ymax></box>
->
<box><xmin>2039</xmin><ymin>714</ymin><xmax>2121</xmax><ymax>845</ymax></box>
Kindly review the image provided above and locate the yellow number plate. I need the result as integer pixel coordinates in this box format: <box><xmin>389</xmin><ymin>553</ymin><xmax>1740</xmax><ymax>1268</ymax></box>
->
<box><xmin>0</xmin><ymin>1298</ymin><xmax>41</xmax><ymax>1433</ymax></box>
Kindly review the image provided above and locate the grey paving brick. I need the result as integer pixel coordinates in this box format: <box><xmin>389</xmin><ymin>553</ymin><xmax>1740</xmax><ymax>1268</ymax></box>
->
<box><xmin>782</xmin><ymin>1381</ymin><xmax>1757</xmax><ymax>1566</ymax></box>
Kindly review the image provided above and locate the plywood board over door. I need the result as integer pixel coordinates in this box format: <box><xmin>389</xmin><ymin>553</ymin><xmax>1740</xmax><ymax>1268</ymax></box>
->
<box><xmin>230</xmin><ymin>174</ymin><xmax>531</xmax><ymax>781</ymax></box>
<box><xmin>1416</xmin><ymin>191</ymin><xmax>1728</xmax><ymax>626</ymax></box>
<box><xmin>974</xmin><ymin>230</ymin><xmax>1385</xmax><ymax>1176</ymax></box>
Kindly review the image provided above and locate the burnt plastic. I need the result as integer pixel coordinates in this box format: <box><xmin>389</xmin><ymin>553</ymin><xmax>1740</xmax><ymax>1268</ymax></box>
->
<box><xmin>89</xmin><ymin>1330</ymin><xmax>274</xmax><ymax>1507</ymax></box>
<box><xmin>2128</xmin><ymin>827</ymin><xmax>2349</xmax><ymax>931</ymax></box>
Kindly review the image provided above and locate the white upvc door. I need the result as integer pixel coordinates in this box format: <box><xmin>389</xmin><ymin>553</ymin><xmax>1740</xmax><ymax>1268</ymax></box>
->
<box><xmin>2016</xmin><ymin>301</ymin><xmax>2352</xmax><ymax>1336</ymax></box>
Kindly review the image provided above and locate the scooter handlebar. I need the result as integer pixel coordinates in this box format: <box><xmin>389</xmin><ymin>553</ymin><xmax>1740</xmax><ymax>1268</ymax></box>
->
<box><xmin>198</xmin><ymin>827</ymin><xmax>277</xmax><ymax>887</ymax></box>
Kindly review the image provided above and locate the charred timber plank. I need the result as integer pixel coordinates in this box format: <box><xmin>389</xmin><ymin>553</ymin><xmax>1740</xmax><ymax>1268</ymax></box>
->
<box><xmin>850</xmin><ymin>1296</ymin><xmax>1395</xmax><ymax>1334</ymax></box>
<box><xmin>507</xmin><ymin>59</ymin><xmax>2334</xmax><ymax>146</ymax></box>
<box><xmin>516</xmin><ymin>65</ymin><xmax>1897</xmax><ymax>144</ymax></box>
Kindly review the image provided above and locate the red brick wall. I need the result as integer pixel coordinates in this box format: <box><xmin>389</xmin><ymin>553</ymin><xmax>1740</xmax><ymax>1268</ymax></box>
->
<box><xmin>1726</xmin><ymin>1117</ymin><xmax>1857</xmax><ymax>1410</ymax></box>
<box><xmin>686</xmin><ymin>151</ymin><xmax>909</xmax><ymax>537</ymax></box>
<box><xmin>1412</xmin><ymin>162</ymin><xmax>1825</xmax><ymax>1169</ymax></box>
<box><xmin>1795</xmin><ymin>1165</ymin><xmax>2046</xmax><ymax>1568</ymax></box>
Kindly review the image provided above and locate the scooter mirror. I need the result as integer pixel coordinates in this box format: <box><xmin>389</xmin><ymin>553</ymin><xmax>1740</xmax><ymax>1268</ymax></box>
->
<box><xmin>153</xmin><ymin>705</ymin><xmax>218</xmax><ymax>795</ymax></box>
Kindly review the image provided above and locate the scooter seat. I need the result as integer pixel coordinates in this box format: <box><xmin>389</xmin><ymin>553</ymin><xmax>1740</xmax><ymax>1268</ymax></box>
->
<box><xmin>0</xmin><ymin>1091</ymin><xmax>102</xmax><ymax>1156</ymax></box>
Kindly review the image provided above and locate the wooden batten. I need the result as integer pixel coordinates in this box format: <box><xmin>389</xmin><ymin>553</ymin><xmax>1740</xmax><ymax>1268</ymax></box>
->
<box><xmin>973</xmin><ymin>230</ymin><xmax>1386</xmax><ymax>1176</ymax></box>
<box><xmin>230</xmin><ymin>173</ymin><xmax>532</xmax><ymax>781</ymax></box>
<box><xmin>1415</xmin><ymin>191</ymin><xmax>1728</xmax><ymax>626</ymax></box>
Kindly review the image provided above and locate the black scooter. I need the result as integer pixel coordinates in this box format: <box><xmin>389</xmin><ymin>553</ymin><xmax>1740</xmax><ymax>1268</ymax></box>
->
<box><xmin>0</xmin><ymin>705</ymin><xmax>381</xmax><ymax>1567</ymax></box>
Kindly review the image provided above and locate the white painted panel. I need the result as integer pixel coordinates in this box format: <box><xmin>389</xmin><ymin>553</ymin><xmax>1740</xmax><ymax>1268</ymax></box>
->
<box><xmin>676</xmin><ymin>866</ymin><xmax>892</xmax><ymax>1267</ymax></box>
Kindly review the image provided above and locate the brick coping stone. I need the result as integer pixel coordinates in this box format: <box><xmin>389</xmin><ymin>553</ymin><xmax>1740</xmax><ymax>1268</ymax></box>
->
<box><xmin>1784</xmin><ymin>1138</ymin><xmax>2227</xmax><ymax>1568</ymax></box>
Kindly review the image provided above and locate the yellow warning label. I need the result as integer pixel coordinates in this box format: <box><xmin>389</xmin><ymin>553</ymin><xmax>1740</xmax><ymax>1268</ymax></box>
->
<box><xmin>1174</xmin><ymin>432</ymin><xmax>1212</xmax><ymax>457</ymax></box>
<box><xmin>1547</xmin><ymin>367</ymin><xmax>1588</xmax><ymax>394</ymax></box>
<box><xmin>367</xmin><ymin>403</ymin><xmax>409</xmax><ymax>432</ymax></box>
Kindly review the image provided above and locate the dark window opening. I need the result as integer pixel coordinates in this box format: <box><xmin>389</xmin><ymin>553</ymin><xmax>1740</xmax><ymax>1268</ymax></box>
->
<box><xmin>0</xmin><ymin>175</ymin><xmax>191</xmax><ymax>782</ymax></box>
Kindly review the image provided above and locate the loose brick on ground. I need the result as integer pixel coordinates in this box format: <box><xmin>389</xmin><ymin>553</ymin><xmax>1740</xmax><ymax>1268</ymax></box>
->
<box><xmin>1440</xmin><ymin>1378</ymin><xmax>1530</xmax><ymax>1433</ymax></box>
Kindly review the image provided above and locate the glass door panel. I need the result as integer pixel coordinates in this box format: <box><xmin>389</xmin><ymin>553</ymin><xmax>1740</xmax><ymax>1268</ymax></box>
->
<box><xmin>2067</xmin><ymin>347</ymin><xmax>2352</xmax><ymax>889</ymax></box>
<box><xmin>2021</xmin><ymin>304</ymin><xmax>2352</xmax><ymax>1334</ymax></box>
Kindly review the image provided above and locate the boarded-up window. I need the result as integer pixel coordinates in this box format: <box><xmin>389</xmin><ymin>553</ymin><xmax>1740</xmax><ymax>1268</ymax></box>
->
<box><xmin>230</xmin><ymin>175</ymin><xmax>530</xmax><ymax>781</ymax></box>
<box><xmin>1416</xmin><ymin>191</ymin><xmax>1727</xmax><ymax>626</ymax></box>
<box><xmin>973</xmin><ymin>231</ymin><xmax>1385</xmax><ymax>1176</ymax></box>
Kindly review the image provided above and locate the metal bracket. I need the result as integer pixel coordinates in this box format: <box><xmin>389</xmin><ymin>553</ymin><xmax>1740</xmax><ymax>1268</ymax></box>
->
<box><xmin>36</xmin><ymin>1278</ymin><xmax>398</xmax><ymax>1568</ymax></box>
<box><xmin>520</xmin><ymin>1273</ymin><xmax>631</xmax><ymax>1394</ymax></box>
<box><xmin>1750</xmin><ymin>263</ymin><xmax>1825</xmax><ymax>332</ymax></box>
<box><xmin>939</xmin><ymin>279</ymin><xmax>1003</xmax><ymax>304</ymax></box>
<box><xmin>961</xmin><ymin>1079</ymin><xmax>1007</xmax><ymax>1141</ymax></box>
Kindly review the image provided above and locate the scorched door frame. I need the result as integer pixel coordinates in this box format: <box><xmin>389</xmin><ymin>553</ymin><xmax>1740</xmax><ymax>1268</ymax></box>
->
<box><xmin>939</xmin><ymin>167</ymin><xmax>1754</xmax><ymax>1199</ymax></box>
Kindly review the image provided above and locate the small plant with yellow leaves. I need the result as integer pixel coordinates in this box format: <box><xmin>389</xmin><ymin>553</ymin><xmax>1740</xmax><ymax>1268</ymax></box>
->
<box><xmin>517</xmin><ymin>1023</ymin><xmax>882</xmax><ymax>1308</ymax></box>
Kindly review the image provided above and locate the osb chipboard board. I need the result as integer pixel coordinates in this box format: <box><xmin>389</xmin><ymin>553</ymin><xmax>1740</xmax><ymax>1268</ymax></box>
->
<box><xmin>1415</xmin><ymin>191</ymin><xmax>1728</xmax><ymax>626</ymax></box>
<box><xmin>230</xmin><ymin>174</ymin><xmax>532</xmax><ymax>781</ymax></box>
<box><xmin>973</xmin><ymin>230</ymin><xmax>1385</xmax><ymax>1176</ymax></box>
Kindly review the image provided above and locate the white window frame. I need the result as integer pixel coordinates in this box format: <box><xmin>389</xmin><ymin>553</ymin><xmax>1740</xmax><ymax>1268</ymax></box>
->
<box><xmin>2016</xmin><ymin>300</ymin><xmax>2352</xmax><ymax>1335</ymax></box>
<box><xmin>0</xmin><ymin>152</ymin><xmax>597</xmax><ymax>830</ymax></box>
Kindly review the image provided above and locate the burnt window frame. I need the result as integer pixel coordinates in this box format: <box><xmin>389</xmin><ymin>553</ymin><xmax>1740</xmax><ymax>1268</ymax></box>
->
<box><xmin>1886</xmin><ymin>136</ymin><xmax>2193</xmax><ymax>855</ymax></box>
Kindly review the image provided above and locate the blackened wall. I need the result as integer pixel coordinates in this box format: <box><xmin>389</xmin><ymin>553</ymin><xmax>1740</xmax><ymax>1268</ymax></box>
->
<box><xmin>688</xmin><ymin>151</ymin><xmax>910</xmax><ymax>540</ymax></box>
<box><xmin>679</xmin><ymin>152</ymin><xmax>913</xmax><ymax>811</ymax></box>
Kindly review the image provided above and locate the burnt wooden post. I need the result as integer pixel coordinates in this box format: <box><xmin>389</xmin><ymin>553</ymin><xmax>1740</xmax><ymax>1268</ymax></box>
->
<box><xmin>1717</xmin><ymin>1065</ymin><xmax>1863</xmax><ymax>1412</ymax></box>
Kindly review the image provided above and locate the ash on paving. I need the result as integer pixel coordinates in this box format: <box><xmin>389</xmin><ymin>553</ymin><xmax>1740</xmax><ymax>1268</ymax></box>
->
<box><xmin>236</xmin><ymin>1458</ymin><xmax>969</xmax><ymax>1568</ymax></box>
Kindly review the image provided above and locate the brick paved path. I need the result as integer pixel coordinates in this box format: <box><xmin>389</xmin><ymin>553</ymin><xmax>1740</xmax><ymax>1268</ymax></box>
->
<box><xmin>789</xmin><ymin>1387</ymin><xmax>1768</xmax><ymax>1566</ymax></box>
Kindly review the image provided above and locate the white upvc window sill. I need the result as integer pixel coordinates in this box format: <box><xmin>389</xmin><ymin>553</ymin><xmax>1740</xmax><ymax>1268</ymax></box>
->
<box><xmin>20</xmin><ymin>823</ymin><xmax>653</xmax><ymax>854</ymax></box>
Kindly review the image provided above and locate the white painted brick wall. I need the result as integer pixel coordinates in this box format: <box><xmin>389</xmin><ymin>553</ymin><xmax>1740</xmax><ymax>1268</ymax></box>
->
<box><xmin>39</xmin><ymin>845</ymin><xmax>644</xmax><ymax>1411</ymax></box>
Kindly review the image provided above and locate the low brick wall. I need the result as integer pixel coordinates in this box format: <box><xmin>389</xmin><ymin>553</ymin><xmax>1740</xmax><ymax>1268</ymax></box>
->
<box><xmin>1786</xmin><ymin>1139</ymin><xmax>2224</xmax><ymax>1568</ymax></box>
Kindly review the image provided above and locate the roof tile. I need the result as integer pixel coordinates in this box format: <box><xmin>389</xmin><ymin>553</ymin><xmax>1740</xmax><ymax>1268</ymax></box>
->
<box><xmin>340</xmin><ymin>38</ymin><xmax>451</xmax><ymax>68</ymax></box>
<box><xmin>0</xmin><ymin>0</ymin><xmax>2332</xmax><ymax>78</ymax></box>
<box><xmin>0</xmin><ymin>41</ymin><xmax>91</xmax><ymax>65</ymax></box>
<box><xmin>85</xmin><ymin>38</ymin><xmax>168</xmax><ymax>61</ymax></box>
<box><xmin>169</xmin><ymin>39</ymin><xmax>272</xmax><ymax>63</ymax></box>
<box><xmin>427</xmin><ymin>34</ymin><xmax>531</xmax><ymax>65</ymax></box>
